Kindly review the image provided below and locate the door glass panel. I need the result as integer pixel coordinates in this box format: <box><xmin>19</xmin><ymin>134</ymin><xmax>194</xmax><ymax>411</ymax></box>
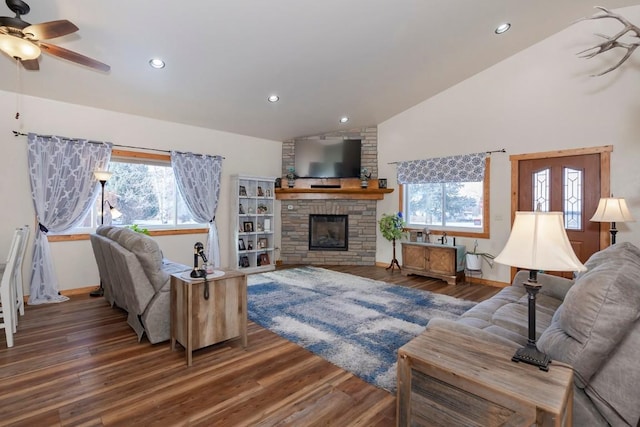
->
<box><xmin>532</xmin><ymin>169</ymin><xmax>550</xmax><ymax>212</ymax></box>
<box><xmin>564</xmin><ymin>167</ymin><xmax>583</xmax><ymax>230</ymax></box>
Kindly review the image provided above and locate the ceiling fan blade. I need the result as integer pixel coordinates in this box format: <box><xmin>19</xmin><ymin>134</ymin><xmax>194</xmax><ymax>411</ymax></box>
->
<box><xmin>23</xmin><ymin>20</ymin><xmax>79</xmax><ymax>40</ymax></box>
<box><xmin>40</xmin><ymin>41</ymin><xmax>110</xmax><ymax>72</ymax></box>
<box><xmin>21</xmin><ymin>58</ymin><xmax>39</xmax><ymax>70</ymax></box>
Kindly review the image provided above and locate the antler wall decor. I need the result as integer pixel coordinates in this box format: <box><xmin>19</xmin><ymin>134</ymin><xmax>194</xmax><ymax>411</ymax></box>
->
<box><xmin>578</xmin><ymin>6</ymin><xmax>640</xmax><ymax>76</ymax></box>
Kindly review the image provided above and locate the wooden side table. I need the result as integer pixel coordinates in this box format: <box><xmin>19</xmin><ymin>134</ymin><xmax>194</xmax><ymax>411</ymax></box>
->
<box><xmin>397</xmin><ymin>325</ymin><xmax>573</xmax><ymax>426</ymax></box>
<box><xmin>170</xmin><ymin>270</ymin><xmax>247</xmax><ymax>366</ymax></box>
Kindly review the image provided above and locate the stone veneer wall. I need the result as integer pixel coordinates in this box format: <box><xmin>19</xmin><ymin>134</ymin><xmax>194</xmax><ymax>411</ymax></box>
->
<box><xmin>282</xmin><ymin>127</ymin><xmax>378</xmax><ymax>178</ymax></box>
<box><xmin>280</xmin><ymin>200</ymin><xmax>377</xmax><ymax>265</ymax></box>
<box><xmin>280</xmin><ymin>127</ymin><xmax>378</xmax><ymax>265</ymax></box>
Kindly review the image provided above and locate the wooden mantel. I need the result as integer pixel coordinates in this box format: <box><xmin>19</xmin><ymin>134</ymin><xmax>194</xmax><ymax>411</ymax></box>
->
<box><xmin>275</xmin><ymin>177</ymin><xmax>394</xmax><ymax>200</ymax></box>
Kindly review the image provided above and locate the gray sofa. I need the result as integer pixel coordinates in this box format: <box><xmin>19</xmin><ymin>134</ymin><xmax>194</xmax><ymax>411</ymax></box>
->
<box><xmin>90</xmin><ymin>226</ymin><xmax>190</xmax><ymax>344</ymax></box>
<box><xmin>427</xmin><ymin>242</ymin><xmax>640</xmax><ymax>426</ymax></box>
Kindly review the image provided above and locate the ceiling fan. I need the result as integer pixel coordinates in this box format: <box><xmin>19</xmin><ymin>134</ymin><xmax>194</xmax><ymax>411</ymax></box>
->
<box><xmin>0</xmin><ymin>0</ymin><xmax>109</xmax><ymax>71</ymax></box>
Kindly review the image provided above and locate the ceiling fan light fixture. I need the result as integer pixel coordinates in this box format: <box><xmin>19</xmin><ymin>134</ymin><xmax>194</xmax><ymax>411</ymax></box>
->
<box><xmin>149</xmin><ymin>58</ymin><xmax>165</xmax><ymax>69</ymax></box>
<box><xmin>339</xmin><ymin>116</ymin><xmax>349</xmax><ymax>124</ymax></box>
<box><xmin>0</xmin><ymin>34</ymin><xmax>41</xmax><ymax>60</ymax></box>
<box><xmin>268</xmin><ymin>94</ymin><xmax>279</xmax><ymax>103</ymax></box>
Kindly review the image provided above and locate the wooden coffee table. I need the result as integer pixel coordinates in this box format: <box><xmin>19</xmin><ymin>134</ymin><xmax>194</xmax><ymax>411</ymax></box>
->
<box><xmin>397</xmin><ymin>325</ymin><xmax>573</xmax><ymax>426</ymax></box>
<box><xmin>170</xmin><ymin>270</ymin><xmax>247</xmax><ymax>366</ymax></box>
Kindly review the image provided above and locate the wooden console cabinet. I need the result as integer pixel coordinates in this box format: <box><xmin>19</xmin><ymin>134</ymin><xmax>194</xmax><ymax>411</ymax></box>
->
<box><xmin>170</xmin><ymin>270</ymin><xmax>247</xmax><ymax>366</ymax></box>
<box><xmin>401</xmin><ymin>242</ymin><xmax>465</xmax><ymax>285</ymax></box>
<box><xmin>397</xmin><ymin>325</ymin><xmax>574</xmax><ymax>426</ymax></box>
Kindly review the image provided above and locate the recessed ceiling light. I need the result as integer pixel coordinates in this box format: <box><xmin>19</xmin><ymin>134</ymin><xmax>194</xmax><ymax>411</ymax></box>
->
<box><xmin>340</xmin><ymin>116</ymin><xmax>349</xmax><ymax>123</ymax></box>
<box><xmin>149</xmin><ymin>58</ymin><xmax>165</xmax><ymax>69</ymax></box>
<box><xmin>495</xmin><ymin>23</ymin><xmax>511</xmax><ymax>34</ymax></box>
<box><xmin>268</xmin><ymin>95</ymin><xmax>279</xmax><ymax>103</ymax></box>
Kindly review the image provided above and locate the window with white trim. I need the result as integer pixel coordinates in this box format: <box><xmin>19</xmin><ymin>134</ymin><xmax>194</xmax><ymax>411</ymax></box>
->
<box><xmin>404</xmin><ymin>181</ymin><xmax>484</xmax><ymax>231</ymax></box>
<box><xmin>398</xmin><ymin>153</ymin><xmax>490</xmax><ymax>236</ymax></box>
<box><xmin>62</xmin><ymin>152</ymin><xmax>205</xmax><ymax>233</ymax></box>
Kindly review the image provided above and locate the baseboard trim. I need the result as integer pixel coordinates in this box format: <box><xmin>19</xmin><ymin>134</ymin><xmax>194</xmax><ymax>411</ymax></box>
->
<box><xmin>24</xmin><ymin>285</ymin><xmax>99</xmax><ymax>301</ymax></box>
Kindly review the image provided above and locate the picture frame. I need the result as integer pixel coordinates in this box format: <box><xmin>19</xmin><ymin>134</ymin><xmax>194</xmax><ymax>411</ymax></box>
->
<box><xmin>239</xmin><ymin>255</ymin><xmax>250</xmax><ymax>268</ymax></box>
<box><xmin>257</xmin><ymin>186</ymin><xmax>264</xmax><ymax>197</ymax></box>
<box><xmin>378</xmin><ymin>178</ymin><xmax>387</xmax><ymax>189</ymax></box>
<box><xmin>258</xmin><ymin>237</ymin><xmax>268</xmax><ymax>249</ymax></box>
<box><xmin>243</xmin><ymin>221</ymin><xmax>254</xmax><ymax>232</ymax></box>
<box><xmin>238</xmin><ymin>238</ymin><xmax>246</xmax><ymax>251</ymax></box>
<box><xmin>265</xmin><ymin>189</ymin><xmax>272</xmax><ymax>197</ymax></box>
<box><xmin>239</xmin><ymin>185</ymin><xmax>247</xmax><ymax>197</ymax></box>
<box><xmin>258</xmin><ymin>253</ymin><xmax>270</xmax><ymax>266</ymax></box>
<box><xmin>263</xmin><ymin>219</ymin><xmax>271</xmax><ymax>232</ymax></box>
<box><xmin>256</xmin><ymin>222</ymin><xmax>264</xmax><ymax>232</ymax></box>
<box><xmin>247</xmin><ymin>239</ymin><xmax>253</xmax><ymax>250</ymax></box>
<box><xmin>239</xmin><ymin>203</ymin><xmax>245</xmax><ymax>214</ymax></box>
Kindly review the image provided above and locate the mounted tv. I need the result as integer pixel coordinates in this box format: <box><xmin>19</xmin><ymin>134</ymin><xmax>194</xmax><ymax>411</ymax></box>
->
<box><xmin>294</xmin><ymin>138</ymin><xmax>362</xmax><ymax>178</ymax></box>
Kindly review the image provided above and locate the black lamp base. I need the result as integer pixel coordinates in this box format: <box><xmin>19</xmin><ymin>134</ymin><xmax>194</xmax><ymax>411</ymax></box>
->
<box><xmin>512</xmin><ymin>342</ymin><xmax>551</xmax><ymax>371</ymax></box>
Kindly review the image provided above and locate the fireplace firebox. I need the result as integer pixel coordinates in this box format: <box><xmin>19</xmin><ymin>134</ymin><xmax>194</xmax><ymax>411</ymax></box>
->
<box><xmin>309</xmin><ymin>214</ymin><xmax>348</xmax><ymax>251</ymax></box>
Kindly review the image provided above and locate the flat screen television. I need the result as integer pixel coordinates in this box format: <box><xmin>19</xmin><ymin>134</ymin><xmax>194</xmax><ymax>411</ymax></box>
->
<box><xmin>294</xmin><ymin>138</ymin><xmax>362</xmax><ymax>178</ymax></box>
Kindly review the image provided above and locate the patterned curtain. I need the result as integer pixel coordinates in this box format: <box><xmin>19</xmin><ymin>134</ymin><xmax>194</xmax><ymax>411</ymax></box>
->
<box><xmin>171</xmin><ymin>152</ymin><xmax>223</xmax><ymax>267</ymax></box>
<box><xmin>27</xmin><ymin>133</ymin><xmax>112</xmax><ymax>305</ymax></box>
<box><xmin>397</xmin><ymin>152</ymin><xmax>487</xmax><ymax>184</ymax></box>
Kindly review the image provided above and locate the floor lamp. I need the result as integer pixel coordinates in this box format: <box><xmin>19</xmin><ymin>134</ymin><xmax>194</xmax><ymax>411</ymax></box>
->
<box><xmin>494</xmin><ymin>211</ymin><xmax>586</xmax><ymax>371</ymax></box>
<box><xmin>90</xmin><ymin>170</ymin><xmax>112</xmax><ymax>297</ymax></box>
<box><xmin>590</xmin><ymin>197</ymin><xmax>635</xmax><ymax>245</ymax></box>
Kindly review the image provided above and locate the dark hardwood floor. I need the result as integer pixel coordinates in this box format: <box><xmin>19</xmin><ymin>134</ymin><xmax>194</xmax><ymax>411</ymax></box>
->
<box><xmin>0</xmin><ymin>266</ymin><xmax>500</xmax><ymax>426</ymax></box>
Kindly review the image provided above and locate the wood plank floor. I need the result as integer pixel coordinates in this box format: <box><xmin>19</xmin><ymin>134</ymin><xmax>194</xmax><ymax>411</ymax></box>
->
<box><xmin>0</xmin><ymin>266</ymin><xmax>500</xmax><ymax>426</ymax></box>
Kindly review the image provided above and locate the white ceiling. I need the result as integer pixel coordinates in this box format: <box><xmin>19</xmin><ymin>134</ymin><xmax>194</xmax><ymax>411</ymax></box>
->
<box><xmin>1</xmin><ymin>1</ymin><xmax>638</xmax><ymax>141</ymax></box>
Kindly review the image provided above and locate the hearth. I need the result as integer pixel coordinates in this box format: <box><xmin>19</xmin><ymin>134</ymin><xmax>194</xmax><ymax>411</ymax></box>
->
<box><xmin>309</xmin><ymin>214</ymin><xmax>348</xmax><ymax>251</ymax></box>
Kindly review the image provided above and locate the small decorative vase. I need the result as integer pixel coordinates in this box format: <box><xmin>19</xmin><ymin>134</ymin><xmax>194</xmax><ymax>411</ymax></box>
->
<box><xmin>288</xmin><ymin>179</ymin><xmax>295</xmax><ymax>188</ymax></box>
<box><xmin>361</xmin><ymin>180</ymin><xmax>368</xmax><ymax>189</ymax></box>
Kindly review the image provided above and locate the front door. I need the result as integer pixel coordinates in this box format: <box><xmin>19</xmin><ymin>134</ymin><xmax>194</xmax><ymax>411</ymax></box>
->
<box><xmin>518</xmin><ymin>154</ymin><xmax>601</xmax><ymax>265</ymax></box>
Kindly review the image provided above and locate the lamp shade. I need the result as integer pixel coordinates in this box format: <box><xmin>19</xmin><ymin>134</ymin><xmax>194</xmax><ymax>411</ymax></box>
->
<box><xmin>93</xmin><ymin>170</ymin><xmax>112</xmax><ymax>182</ymax></box>
<box><xmin>495</xmin><ymin>211</ymin><xmax>586</xmax><ymax>272</ymax></box>
<box><xmin>590</xmin><ymin>198</ymin><xmax>635</xmax><ymax>223</ymax></box>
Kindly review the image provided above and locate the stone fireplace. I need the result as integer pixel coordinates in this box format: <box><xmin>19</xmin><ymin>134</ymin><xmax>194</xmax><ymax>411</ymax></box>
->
<box><xmin>280</xmin><ymin>200</ymin><xmax>376</xmax><ymax>265</ymax></box>
<box><xmin>309</xmin><ymin>214</ymin><xmax>348</xmax><ymax>251</ymax></box>
<box><xmin>279</xmin><ymin>127</ymin><xmax>380</xmax><ymax>265</ymax></box>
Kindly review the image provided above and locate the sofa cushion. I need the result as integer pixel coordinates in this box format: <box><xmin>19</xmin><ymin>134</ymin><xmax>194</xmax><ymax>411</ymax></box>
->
<box><xmin>113</xmin><ymin>228</ymin><xmax>169</xmax><ymax>293</ymax></box>
<box><xmin>457</xmin><ymin>279</ymin><xmax>561</xmax><ymax>347</ymax></box>
<box><xmin>538</xmin><ymin>242</ymin><xmax>640</xmax><ymax>426</ymax></box>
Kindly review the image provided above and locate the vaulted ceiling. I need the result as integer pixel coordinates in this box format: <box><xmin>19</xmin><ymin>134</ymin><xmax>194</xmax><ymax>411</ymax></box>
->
<box><xmin>0</xmin><ymin>1</ymin><xmax>638</xmax><ymax>141</ymax></box>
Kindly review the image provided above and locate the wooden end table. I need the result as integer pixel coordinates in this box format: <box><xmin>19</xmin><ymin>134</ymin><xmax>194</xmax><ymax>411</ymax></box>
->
<box><xmin>397</xmin><ymin>325</ymin><xmax>573</xmax><ymax>426</ymax></box>
<box><xmin>170</xmin><ymin>270</ymin><xmax>247</xmax><ymax>366</ymax></box>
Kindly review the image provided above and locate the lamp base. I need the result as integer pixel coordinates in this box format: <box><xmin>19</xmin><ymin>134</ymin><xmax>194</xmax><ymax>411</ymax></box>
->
<box><xmin>512</xmin><ymin>342</ymin><xmax>550</xmax><ymax>371</ymax></box>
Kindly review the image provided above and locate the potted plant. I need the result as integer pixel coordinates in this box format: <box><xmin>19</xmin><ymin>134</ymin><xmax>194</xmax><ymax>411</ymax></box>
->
<box><xmin>360</xmin><ymin>168</ymin><xmax>371</xmax><ymax>188</ymax></box>
<box><xmin>126</xmin><ymin>224</ymin><xmax>151</xmax><ymax>235</ymax></box>
<box><xmin>286</xmin><ymin>167</ymin><xmax>296</xmax><ymax>188</ymax></box>
<box><xmin>466</xmin><ymin>240</ymin><xmax>494</xmax><ymax>271</ymax></box>
<box><xmin>378</xmin><ymin>212</ymin><xmax>407</xmax><ymax>271</ymax></box>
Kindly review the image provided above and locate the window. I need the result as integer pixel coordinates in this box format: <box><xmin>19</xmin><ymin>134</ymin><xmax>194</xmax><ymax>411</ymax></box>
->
<box><xmin>62</xmin><ymin>150</ymin><xmax>205</xmax><ymax>234</ymax></box>
<box><xmin>402</xmin><ymin>157</ymin><xmax>490</xmax><ymax>238</ymax></box>
<box><xmin>404</xmin><ymin>182</ymin><xmax>484</xmax><ymax>229</ymax></box>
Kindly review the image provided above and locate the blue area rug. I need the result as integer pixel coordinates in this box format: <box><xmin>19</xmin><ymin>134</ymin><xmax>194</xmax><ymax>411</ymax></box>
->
<box><xmin>247</xmin><ymin>266</ymin><xmax>476</xmax><ymax>392</ymax></box>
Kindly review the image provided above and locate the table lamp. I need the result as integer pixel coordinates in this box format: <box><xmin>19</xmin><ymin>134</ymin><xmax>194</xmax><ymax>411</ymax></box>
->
<box><xmin>590</xmin><ymin>197</ymin><xmax>635</xmax><ymax>245</ymax></box>
<box><xmin>494</xmin><ymin>211</ymin><xmax>586</xmax><ymax>371</ymax></box>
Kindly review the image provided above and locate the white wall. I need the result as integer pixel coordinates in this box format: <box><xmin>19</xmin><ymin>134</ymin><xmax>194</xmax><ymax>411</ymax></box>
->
<box><xmin>0</xmin><ymin>91</ymin><xmax>282</xmax><ymax>294</ymax></box>
<box><xmin>377</xmin><ymin>5</ymin><xmax>640</xmax><ymax>284</ymax></box>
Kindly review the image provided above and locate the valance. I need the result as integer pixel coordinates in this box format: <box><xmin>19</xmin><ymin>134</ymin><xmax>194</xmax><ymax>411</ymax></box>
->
<box><xmin>396</xmin><ymin>152</ymin><xmax>487</xmax><ymax>184</ymax></box>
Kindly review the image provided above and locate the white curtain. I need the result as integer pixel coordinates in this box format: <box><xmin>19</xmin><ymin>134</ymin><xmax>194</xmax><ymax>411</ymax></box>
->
<box><xmin>171</xmin><ymin>151</ymin><xmax>223</xmax><ymax>267</ymax></box>
<box><xmin>27</xmin><ymin>134</ymin><xmax>112</xmax><ymax>305</ymax></box>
